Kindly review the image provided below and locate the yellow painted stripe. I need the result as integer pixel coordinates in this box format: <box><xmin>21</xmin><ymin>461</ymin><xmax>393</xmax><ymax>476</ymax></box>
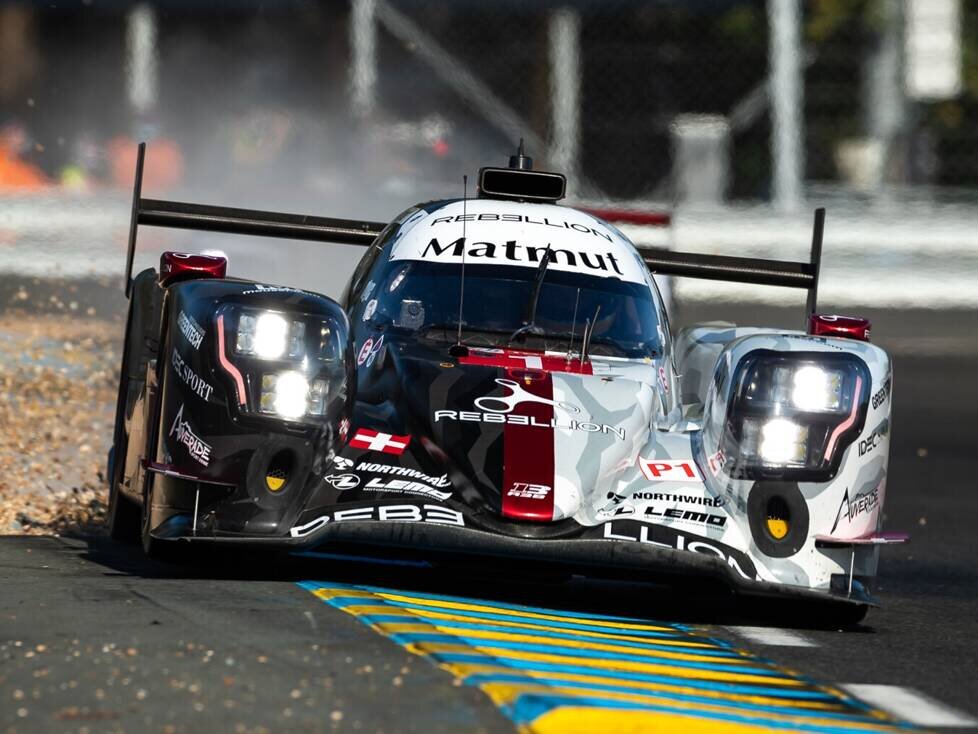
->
<box><xmin>476</xmin><ymin>683</ymin><xmax>905</xmax><ymax>732</ymax></box>
<box><xmin>527</xmin><ymin>707</ymin><xmax>905</xmax><ymax>734</ymax></box>
<box><xmin>403</xmin><ymin>642</ymin><xmax>805</xmax><ymax>687</ymax></box>
<box><xmin>375</xmin><ymin>623</ymin><xmax>756</xmax><ymax>666</ymax></box>
<box><xmin>371</xmin><ymin>609</ymin><xmax>720</xmax><ymax>649</ymax></box>
<box><xmin>443</xmin><ymin>663</ymin><xmax>851</xmax><ymax>712</ymax></box>
<box><xmin>303</xmin><ymin>585</ymin><xmax>910</xmax><ymax>733</ymax></box>
<box><xmin>371</xmin><ymin>592</ymin><xmax>675</xmax><ymax>632</ymax></box>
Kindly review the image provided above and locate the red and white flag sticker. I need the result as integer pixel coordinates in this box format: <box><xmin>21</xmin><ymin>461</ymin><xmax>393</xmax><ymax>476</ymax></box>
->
<box><xmin>350</xmin><ymin>428</ymin><xmax>411</xmax><ymax>456</ymax></box>
<box><xmin>638</xmin><ymin>458</ymin><xmax>703</xmax><ymax>482</ymax></box>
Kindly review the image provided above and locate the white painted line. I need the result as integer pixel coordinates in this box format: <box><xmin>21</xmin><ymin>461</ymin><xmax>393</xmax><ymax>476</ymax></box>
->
<box><xmin>725</xmin><ymin>626</ymin><xmax>816</xmax><ymax>647</ymax></box>
<box><xmin>842</xmin><ymin>684</ymin><xmax>978</xmax><ymax>728</ymax></box>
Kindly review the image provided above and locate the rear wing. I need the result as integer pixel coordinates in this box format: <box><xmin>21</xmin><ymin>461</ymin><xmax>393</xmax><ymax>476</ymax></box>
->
<box><xmin>124</xmin><ymin>143</ymin><xmax>386</xmax><ymax>297</ymax></box>
<box><xmin>125</xmin><ymin>142</ymin><xmax>823</xmax><ymax>316</ymax></box>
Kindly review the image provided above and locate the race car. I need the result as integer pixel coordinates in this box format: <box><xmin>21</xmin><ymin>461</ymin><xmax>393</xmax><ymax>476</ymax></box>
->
<box><xmin>107</xmin><ymin>143</ymin><xmax>905</xmax><ymax>621</ymax></box>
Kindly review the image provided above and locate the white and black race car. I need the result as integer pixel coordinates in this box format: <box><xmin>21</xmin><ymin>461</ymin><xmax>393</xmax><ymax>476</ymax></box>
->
<box><xmin>108</xmin><ymin>144</ymin><xmax>905</xmax><ymax>622</ymax></box>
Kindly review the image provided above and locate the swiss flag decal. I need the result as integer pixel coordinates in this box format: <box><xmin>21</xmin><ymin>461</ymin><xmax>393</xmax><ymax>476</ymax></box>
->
<box><xmin>350</xmin><ymin>429</ymin><xmax>411</xmax><ymax>455</ymax></box>
<box><xmin>638</xmin><ymin>458</ymin><xmax>703</xmax><ymax>482</ymax></box>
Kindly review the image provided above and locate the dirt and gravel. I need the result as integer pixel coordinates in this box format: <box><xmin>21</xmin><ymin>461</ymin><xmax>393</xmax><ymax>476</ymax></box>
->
<box><xmin>0</xmin><ymin>312</ymin><xmax>122</xmax><ymax>536</ymax></box>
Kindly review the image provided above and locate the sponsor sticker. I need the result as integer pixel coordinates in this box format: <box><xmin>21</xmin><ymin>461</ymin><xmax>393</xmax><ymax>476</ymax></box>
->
<box><xmin>177</xmin><ymin>310</ymin><xmax>204</xmax><ymax>350</ymax></box>
<box><xmin>600</xmin><ymin>521</ymin><xmax>757</xmax><ymax>580</ymax></box>
<box><xmin>350</xmin><ymin>429</ymin><xmax>411</xmax><ymax>455</ymax></box>
<box><xmin>637</xmin><ymin>458</ymin><xmax>703</xmax><ymax>482</ymax></box>
<box><xmin>392</xmin><ymin>231</ymin><xmax>646</xmax><ymax>284</ymax></box>
<box><xmin>507</xmin><ymin>483</ymin><xmax>551</xmax><ymax>500</ymax></box>
<box><xmin>357</xmin><ymin>461</ymin><xmax>450</xmax><ymax>488</ymax></box>
<box><xmin>289</xmin><ymin>503</ymin><xmax>464</xmax><ymax>538</ymax></box>
<box><xmin>363</xmin><ymin>299</ymin><xmax>378</xmax><ymax>322</ymax></box>
<box><xmin>830</xmin><ymin>485</ymin><xmax>881</xmax><ymax>534</ymax></box>
<box><xmin>325</xmin><ymin>473</ymin><xmax>361</xmax><ymax>490</ymax></box>
<box><xmin>171</xmin><ymin>349</ymin><xmax>214</xmax><ymax>401</ymax></box>
<box><xmin>332</xmin><ymin>455</ymin><xmax>354</xmax><ymax>470</ymax></box>
<box><xmin>357</xmin><ymin>336</ymin><xmax>384</xmax><ymax>368</ymax></box>
<box><xmin>434</xmin><ymin>410</ymin><xmax>625</xmax><ymax>440</ymax></box>
<box><xmin>858</xmin><ymin>420</ymin><xmax>889</xmax><ymax>457</ymax></box>
<box><xmin>242</xmin><ymin>284</ymin><xmax>306</xmax><ymax>296</ymax></box>
<box><xmin>169</xmin><ymin>404</ymin><xmax>211</xmax><ymax>467</ymax></box>
<box><xmin>707</xmin><ymin>449</ymin><xmax>726</xmax><ymax>477</ymax></box>
<box><xmin>362</xmin><ymin>477</ymin><xmax>451</xmax><ymax>501</ymax></box>
<box><xmin>872</xmin><ymin>377</ymin><xmax>892</xmax><ymax>410</ymax></box>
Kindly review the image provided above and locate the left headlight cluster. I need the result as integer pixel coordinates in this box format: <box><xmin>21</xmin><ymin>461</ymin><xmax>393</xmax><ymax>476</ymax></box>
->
<box><xmin>722</xmin><ymin>351</ymin><xmax>870</xmax><ymax>480</ymax></box>
<box><xmin>218</xmin><ymin>306</ymin><xmax>346</xmax><ymax>422</ymax></box>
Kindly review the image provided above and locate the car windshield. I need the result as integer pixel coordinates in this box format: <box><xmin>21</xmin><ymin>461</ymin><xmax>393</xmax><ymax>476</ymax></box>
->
<box><xmin>367</xmin><ymin>261</ymin><xmax>661</xmax><ymax>358</ymax></box>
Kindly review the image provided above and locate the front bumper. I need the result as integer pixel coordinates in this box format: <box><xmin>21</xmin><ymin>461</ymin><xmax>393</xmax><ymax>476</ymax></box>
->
<box><xmin>160</xmin><ymin>514</ymin><xmax>876</xmax><ymax>608</ymax></box>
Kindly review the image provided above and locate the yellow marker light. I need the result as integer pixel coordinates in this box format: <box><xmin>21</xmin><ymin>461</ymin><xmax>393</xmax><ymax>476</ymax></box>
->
<box><xmin>266</xmin><ymin>473</ymin><xmax>286</xmax><ymax>491</ymax></box>
<box><xmin>766</xmin><ymin>517</ymin><xmax>789</xmax><ymax>540</ymax></box>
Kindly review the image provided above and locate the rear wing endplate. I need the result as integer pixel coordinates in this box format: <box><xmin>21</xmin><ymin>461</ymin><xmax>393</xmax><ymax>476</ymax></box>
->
<box><xmin>125</xmin><ymin>142</ymin><xmax>824</xmax><ymax>317</ymax></box>
<box><xmin>641</xmin><ymin>206</ymin><xmax>824</xmax><ymax>319</ymax></box>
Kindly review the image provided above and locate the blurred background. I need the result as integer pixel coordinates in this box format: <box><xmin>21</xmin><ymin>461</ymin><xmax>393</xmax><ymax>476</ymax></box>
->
<box><xmin>1</xmin><ymin>0</ymin><xmax>977</xmax><ymax>313</ymax></box>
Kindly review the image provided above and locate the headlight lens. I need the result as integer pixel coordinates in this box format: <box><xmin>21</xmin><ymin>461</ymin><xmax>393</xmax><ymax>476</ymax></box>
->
<box><xmin>791</xmin><ymin>365</ymin><xmax>842</xmax><ymax>411</ymax></box>
<box><xmin>723</xmin><ymin>352</ymin><xmax>869</xmax><ymax>480</ymax></box>
<box><xmin>237</xmin><ymin>312</ymin><xmax>307</xmax><ymax>359</ymax></box>
<box><xmin>218</xmin><ymin>305</ymin><xmax>346</xmax><ymax>423</ymax></box>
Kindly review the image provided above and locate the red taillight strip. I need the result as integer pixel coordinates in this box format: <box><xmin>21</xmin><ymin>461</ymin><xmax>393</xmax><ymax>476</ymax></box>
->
<box><xmin>216</xmin><ymin>314</ymin><xmax>247</xmax><ymax>406</ymax></box>
<box><xmin>824</xmin><ymin>374</ymin><xmax>863</xmax><ymax>461</ymax></box>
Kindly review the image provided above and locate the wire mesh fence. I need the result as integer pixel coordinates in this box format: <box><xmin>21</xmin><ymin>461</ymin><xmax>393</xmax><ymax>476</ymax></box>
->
<box><xmin>2</xmin><ymin>0</ymin><xmax>977</xmax><ymax>209</ymax></box>
<box><xmin>2</xmin><ymin>1</ymin><xmax>978</xmax><ymax>309</ymax></box>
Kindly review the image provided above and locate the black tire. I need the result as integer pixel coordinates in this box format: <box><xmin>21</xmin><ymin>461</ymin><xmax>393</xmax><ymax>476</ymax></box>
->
<box><xmin>108</xmin><ymin>269</ymin><xmax>163</xmax><ymax>544</ymax></box>
<box><xmin>107</xmin><ymin>296</ymin><xmax>141</xmax><ymax>543</ymax></box>
<box><xmin>107</xmin><ymin>458</ymin><xmax>141</xmax><ymax>543</ymax></box>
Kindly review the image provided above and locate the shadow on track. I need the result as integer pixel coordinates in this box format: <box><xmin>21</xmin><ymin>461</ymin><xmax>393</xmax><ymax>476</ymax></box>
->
<box><xmin>74</xmin><ymin>533</ymin><xmax>877</xmax><ymax>632</ymax></box>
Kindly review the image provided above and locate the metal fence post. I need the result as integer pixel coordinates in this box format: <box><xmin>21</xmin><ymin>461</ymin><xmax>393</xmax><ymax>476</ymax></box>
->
<box><xmin>767</xmin><ymin>0</ymin><xmax>804</xmax><ymax>212</ymax></box>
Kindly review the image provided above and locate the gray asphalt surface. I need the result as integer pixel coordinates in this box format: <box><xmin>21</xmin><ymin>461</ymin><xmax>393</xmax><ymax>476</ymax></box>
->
<box><xmin>1</xmin><ymin>298</ymin><xmax>976</xmax><ymax>733</ymax></box>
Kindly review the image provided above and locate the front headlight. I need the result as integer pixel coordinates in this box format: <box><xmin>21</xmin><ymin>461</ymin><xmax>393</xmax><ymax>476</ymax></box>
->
<box><xmin>217</xmin><ymin>305</ymin><xmax>346</xmax><ymax>422</ymax></box>
<box><xmin>723</xmin><ymin>351</ymin><xmax>869</xmax><ymax>480</ymax></box>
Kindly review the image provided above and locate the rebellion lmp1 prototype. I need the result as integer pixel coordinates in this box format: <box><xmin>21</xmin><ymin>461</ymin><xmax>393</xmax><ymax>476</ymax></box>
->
<box><xmin>108</xmin><ymin>143</ymin><xmax>905</xmax><ymax>620</ymax></box>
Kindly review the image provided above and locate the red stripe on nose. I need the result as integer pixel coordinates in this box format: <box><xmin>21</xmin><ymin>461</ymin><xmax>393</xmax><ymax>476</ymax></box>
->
<box><xmin>501</xmin><ymin>371</ymin><xmax>556</xmax><ymax>521</ymax></box>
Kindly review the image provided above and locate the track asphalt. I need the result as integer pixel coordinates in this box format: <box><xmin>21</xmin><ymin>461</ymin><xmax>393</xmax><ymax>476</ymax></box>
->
<box><xmin>1</xmin><ymin>303</ymin><xmax>976</xmax><ymax>732</ymax></box>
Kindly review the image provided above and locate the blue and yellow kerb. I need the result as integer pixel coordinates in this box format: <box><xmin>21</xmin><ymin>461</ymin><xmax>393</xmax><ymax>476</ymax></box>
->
<box><xmin>299</xmin><ymin>582</ymin><xmax>915</xmax><ymax>733</ymax></box>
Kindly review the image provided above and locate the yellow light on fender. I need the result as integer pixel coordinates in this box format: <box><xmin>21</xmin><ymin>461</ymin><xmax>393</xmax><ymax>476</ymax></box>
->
<box><xmin>766</xmin><ymin>517</ymin><xmax>789</xmax><ymax>540</ymax></box>
<box><xmin>266</xmin><ymin>473</ymin><xmax>287</xmax><ymax>492</ymax></box>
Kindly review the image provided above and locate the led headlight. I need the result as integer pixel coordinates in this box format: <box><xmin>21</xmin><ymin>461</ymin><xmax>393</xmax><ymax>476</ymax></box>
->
<box><xmin>791</xmin><ymin>365</ymin><xmax>842</xmax><ymax>411</ymax></box>
<box><xmin>236</xmin><ymin>312</ymin><xmax>307</xmax><ymax>359</ymax></box>
<box><xmin>741</xmin><ymin>418</ymin><xmax>809</xmax><ymax>466</ymax></box>
<box><xmin>723</xmin><ymin>351</ymin><xmax>869</xmax><ymax>480</ymax></box>
<box><xmin>217</xmin><ymin>304</ymin><xmax>347</xmax><ymax>423</ymax></box>
<box><xmin>260</xmin><ymin>372</ymin><xmax>328</xmax><ymax>419</ymax></box>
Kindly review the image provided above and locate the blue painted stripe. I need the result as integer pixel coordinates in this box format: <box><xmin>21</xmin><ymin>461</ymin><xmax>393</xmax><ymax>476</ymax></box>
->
<box><xmin>299</xmin><ymin>582</ymin><xmax>912</xmax><ymax>731</ymax></box>
<box><xmin>502</xmin><ymin>693</ymin><xmax>908</xmax><ymax>733</ymax></box>
<box><xmin>461</xmin><ymin>673</ymin><xmax>884</xmax><ymax>724</ymax></box>
<box><xmin>432</xmin><ymin>653</ymin><xmax>831</xmax><ymax>699</ymax></box>
<box><xmin>383</xmin><ymin>632</ymin><xmax>780</xmax><ymax>675</ymax></box>
<box><xmin>360</xmin><ymin>616</ymin><xmax>743</xmax><ymax>658</ymax></box>
<box><xmin>320</xmin><ymin>594</ymin><xmax>701</xmax><ymax>640</ymax></box>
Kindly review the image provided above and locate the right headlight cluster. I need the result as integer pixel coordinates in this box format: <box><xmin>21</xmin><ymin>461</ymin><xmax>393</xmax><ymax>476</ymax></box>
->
<box><xmin>722</xmin><ymin>351</ymin><xmax>870</xmax><ymax>480</ymax></box>
<box><xmin>216</xmin><ymin>305</ymin><xmax>347</xmax><ymax>423</ymax></box>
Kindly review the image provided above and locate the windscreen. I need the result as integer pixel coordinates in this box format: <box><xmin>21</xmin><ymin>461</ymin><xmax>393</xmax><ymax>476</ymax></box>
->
<box><xmin>366</xmin><ymin>261</ymin><xmax>661</xmax><ymax>358</ymax></box>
